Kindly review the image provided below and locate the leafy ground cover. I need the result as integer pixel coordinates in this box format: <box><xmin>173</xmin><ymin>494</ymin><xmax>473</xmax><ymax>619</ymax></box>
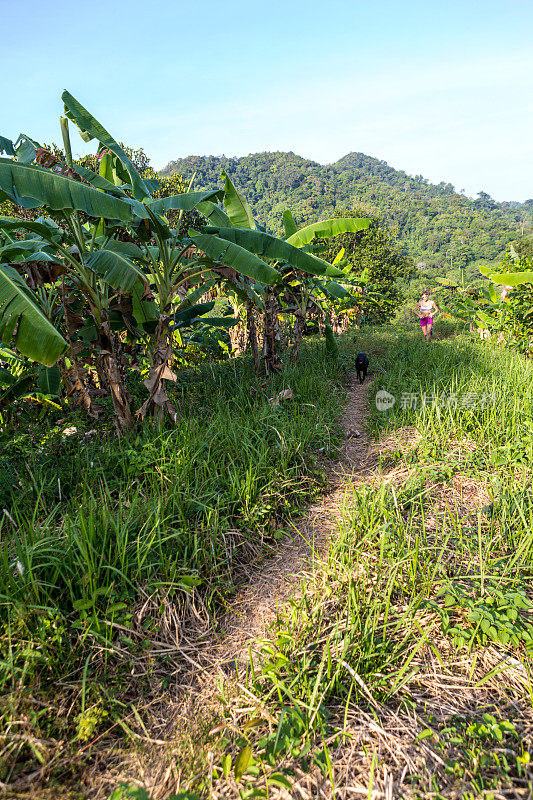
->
<box><xmin>175</xmin><ymin>325</ymin><xmax>533</xmax><ymax>800</ymax></box>
<box><xmin>0</xmin><ymin>337</ymin><xmax>353</xmax><ymax>795</ymax></box>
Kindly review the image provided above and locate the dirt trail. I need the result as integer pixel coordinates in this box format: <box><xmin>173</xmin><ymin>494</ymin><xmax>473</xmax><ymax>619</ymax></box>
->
<box><xmin>213</xmin><ymin>375</ymin><xmax>374</xmax><ymax>663</ymax></box>
<box><xmin>112</xmin><ymin>367</ymin><xmax>533</xmax><ymax>799</ymax></box>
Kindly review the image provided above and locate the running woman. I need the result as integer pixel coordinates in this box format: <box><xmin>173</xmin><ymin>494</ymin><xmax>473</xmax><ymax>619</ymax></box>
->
<box><xmin>415</xmin><ymin>291</ymin><xmax>439</xmax><ymax>342</ymax></box>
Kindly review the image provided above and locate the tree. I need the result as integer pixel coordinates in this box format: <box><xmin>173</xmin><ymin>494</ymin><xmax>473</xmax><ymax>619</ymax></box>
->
<box><xmin>318</xmin><ymin>208</ymin><xmax>412</xmax><ymax>323</ymax></box>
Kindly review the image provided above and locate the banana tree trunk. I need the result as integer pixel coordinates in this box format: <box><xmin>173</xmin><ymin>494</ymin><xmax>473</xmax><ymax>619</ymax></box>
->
<box><xmin>262</xmin><ymin>289</ymin><xmax>281</xmax><ymax>376</ymax></box>
<box><xmin>136</xmin><ymin>315</ymin><xmax>178</xmax><ymax>423</ymax></box>
<box><xmin>246</xmin><ymin>301</ymin><xmax>260</xmax><ymax>372</ymax></box>
<box><xmin>97</xmin><ymin>321</ymin><xmax>133</xmax><ymax>435</ymax></box>
<box><xmin>291</xmin><ymin>307</ymin><xmax>307</xmax><ymax>361</ymax></box>
<box><xmin>58</xmin><ymin>357</ymin><xmax>101</xmax><ymax>419</ymax></box>
<box><xmin>229</xmin><ymin>313</ymin><xmax>247</xmax><ymax>356</ymax></box>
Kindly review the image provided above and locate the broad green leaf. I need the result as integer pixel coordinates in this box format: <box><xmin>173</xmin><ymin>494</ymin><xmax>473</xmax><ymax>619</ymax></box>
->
<box><xmin>97</xmin><ymin>238</ymin><xmax>146</xmax><ymax>261</ymax></box>
<box><xmin>86</xmin><ymin>249</ymin><xmax>147</xmax><ymax>293</ymax></box>
<box><xmin>488</xmin><ymin>283</ymin><xmax>500</xmax><ymax>303</ymax></box>
<box><xmin>199</xmin><ymin>316</ymin><xmax>238</xmax><ymax>328</ymax></box>
<box><xmin>37</xmin><ymin>364</ymin><xmax>61</xmax><ymax>395</ymax></box>
<box><xmin>131</xmin><ymin>282</ymin><xmax>159</xmax><ymax>330</ymax></box>
<box><xmin>196</xmin><ymin>200</ymin><xmax>231</xmax><ymax>227</ymax></box>
<box><xmin>189</xmin><ymin>230</ymin><xmax>281</xmax><ymax>285</ymax></box>
<box><xmin>173</xmin><ymin>302</ymin><xmax>216</xmax><ymax>327</ymax></box>
<box><xmin>62</xmin><ymin>91</ymin><xmax>151</xmax><ymax>201</ymax></box>
<box><xmin>0</xmin><ymin>136</ymin><xmax>15</xmax><ymax>157</ymax></box>
<box><xmin>0</xmin><ymin>159</ymin><xmax>134</xmax><ymax>220</ymax></box>
<box><xmin>286</xmin><ymin>217</ymin><xmax>369</xmax><ymax>247</ymax></box>
<box><xmin>69</xmin><ymin>162</ymin><xmax>128</xmax><ymax>197</ymax></box>
<box><xmin>0</xmin><ymin>215</ymin><xmax>63</xmax><ymax>241</ymax></box>
<box><xmin>267</xmin><ymin>773</ymin><xmax>293</xmax><ymax>791</ymax></box>
<box><xmin>204</xmin><ymin>227</ymin><xmax>331</xmax><ymax>276</ymax></box>
<box><xmin>222</xmin><ymin>753</ymin><xmax>232</xmax><ymax>779</ymax></box>
<box><xmin>234</xmin><ymin>744</ymin><xmax>252</xmax><ymax>782</ymax></box>
<box><xmin>282</xmin><ymin>209</ymin><xmax>297</xmax><ymax>238</ymax></box>
<box><xmin>323</xmin><ymin>281</ymin><xmax>350</xmax><ymax>299</ymax></box>
<box><xmin>148</xmin><ymin>189</ymin><xmax>223</xmax><ymax>216</ymax></box>
<box><xmin>0</xmin><ymin>264</ymin><xmax>67</xmax><ymax>365</ymax></box>
<box><xmin>15</xmin><ymin>135</ymin><xmax>37</xmax><ymax>165</ymax></box>
<box><xmin>222</xmin><ymin>171</ymin><xmax>256</xmax><ymax>229</ymax></box>
<box><xmin>489</xmin><ymin>271</ymin><xmax>533</xmax><ymax>286</ymax></box>
<box><xmin>178</xmin><ymin>279</ymin><xmax>218</xmax><ymax>309</ymax></box>
<box><xmin>476</xmin><ymin>311</ymin><xmax>497</xmax><ymax>327</ymax></box>
<box><xmin>325</xmin><ymin>264</ymin><xmax>346</xmax><ymax>278</ymax></box>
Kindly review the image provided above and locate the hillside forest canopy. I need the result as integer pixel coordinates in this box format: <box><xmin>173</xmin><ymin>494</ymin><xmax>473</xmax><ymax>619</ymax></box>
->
<box><xmin>162</xmin><ymin>151</ymin><xmax>533</xmax><ymax>292</ymax></box>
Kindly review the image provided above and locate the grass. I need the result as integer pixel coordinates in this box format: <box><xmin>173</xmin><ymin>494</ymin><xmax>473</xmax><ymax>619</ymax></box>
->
<box><xmin>198</xmin><ymin>325</ymin><xmax>533</xmax><ymax>800</ymax></box>
<box><xmin>5</xmin><ymin>323</ymin><xmax>533</xmax><ymax>799</ymax></box>
<box><xmin>0</xmin><ymin>338</ymin><xmax>353</xmax><ymax>794</ymax></box>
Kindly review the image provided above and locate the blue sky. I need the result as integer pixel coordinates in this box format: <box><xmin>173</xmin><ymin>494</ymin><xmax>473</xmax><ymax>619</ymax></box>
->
<box><xmin>1</xmin><ymin>0</ymin><xmax>532</xmax><ymax>201</ymax></box>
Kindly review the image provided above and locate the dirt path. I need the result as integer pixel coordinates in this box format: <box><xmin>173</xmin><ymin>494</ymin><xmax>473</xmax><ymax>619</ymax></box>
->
<box><xmin>108</xmin><ymin>365</ymin><xmax>533</xmax><ymax>799</ymax></box>
<box><xmin>212</xmin><ymin>374</ymin><xmax>374</xmax><ymax>665</ymax></box>
<box><xmin>100</xmin><ymin>374</ymin><xmax>377</xmax><ymax>797</ymax></box>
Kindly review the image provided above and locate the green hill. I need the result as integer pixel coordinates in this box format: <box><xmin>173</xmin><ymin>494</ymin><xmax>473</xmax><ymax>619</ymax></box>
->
<box><xmin>161</xmin><ymin>151</ymin><xmax>532</xmax><ymax>276</ymax></box>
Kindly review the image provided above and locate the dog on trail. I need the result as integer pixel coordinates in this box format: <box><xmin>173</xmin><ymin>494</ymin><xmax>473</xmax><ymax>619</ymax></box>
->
<box><xmin>355</xmin><ymin>353</ymin><xmax>369</xmax><ymax>384</ymax></box>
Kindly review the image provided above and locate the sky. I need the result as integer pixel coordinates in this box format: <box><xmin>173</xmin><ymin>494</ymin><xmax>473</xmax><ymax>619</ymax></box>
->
<box><xmin>1</xmin><ymin>0</ymin><xmax>532</xmax><ymax>202</ymax></box>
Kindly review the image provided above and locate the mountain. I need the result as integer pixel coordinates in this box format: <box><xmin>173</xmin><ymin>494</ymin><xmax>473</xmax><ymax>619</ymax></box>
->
<box><xmin>161</xmin><ymin>151</ymin><xmax>532</xmax><ymax>273</ymax></box>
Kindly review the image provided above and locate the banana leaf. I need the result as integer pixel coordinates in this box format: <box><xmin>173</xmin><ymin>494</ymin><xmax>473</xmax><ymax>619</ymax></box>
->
<box><xmin>148</xmin><ymin>189</ymin><xmax>223</xmax><ymax>216</ymax></box>
<box><xmin>197</xmin><ymin>316</ymin><xmax>238</xmax><ymax>328</ymax></box>
<box><xmin>202</xmin><ymin>226</ymin><xmax>331</xmax><ymax>277</ymax></box>
<box><xmin>62</xmin><ymin>91</ymin><xmax>151</xmax><ymax>201</ymax></box>
<box><xmin>476</xmin><ymin>311</ymin><xmax>498</xmax><ymax>327</ymax></box>
<box><xmin>286</xmin><ymin>217</ymin><xmax>369</xmax><ymax>247</ymax></box>
<box><xmin>178</xmin><ymin>279</ymin><xmax>218</xmax><ymax>309</ymax></box>
<box><xmin>0</xmin><ymin>264</ymin><xmax>67</xmax><ymax>365</ymax></box>
<box><xmin>325</xmin><ymin>264</ymin><xmax>345</xmax><ymax>278</ymax></box>
<box><xmin>69</xmin><ymin>161</ymin><xmax>128</xmax><ymax>197</ymax></box>
<box><xmin>332</xmin><ymin>247</ymin><xmax>345</xmax><ymax>264</ymax></box>
<box><xmin>37</xmin><ymin>364</ymin><xmax>61</xmax><ymax>395</ymax></box>
<box><xmin>0</xmin><ymin>159</ymin><xmax>134</xmax><ymax>219</ymax></box>
<box><xmin>86</xmin><ymin>249</ymin><xmax>148</xmax><ymax>293</ymax></box>
<box><xmin>196</xmin><ymin>200</ymin><xmax>232</xmax><ymax>227</ymax></box>
<box><xmin>0</xmin><ymin>136</ymin><xmax>15</xmax><ymax>157</ymax></box>
<box><xmin>15</xmin><ymin>135</ymin><xmax>37</xmax><ymax>165</ymax></box>
<box><xmin>323</xmin><ymin>281</ymin><xmax>351</xmax><ymax>299</ymax></box>
<box><xmin>0</xmin><ymin>238</ymin><xmax>54</xmax><ymax>262</ymax></box>
<box><xmin>189</xmin><ymin>230</ymin><xmax>280</xmax><ymax>285</ymax></box>
<box><xmin>131</xmin><ymin>282</ymin><xmax>158</xmax><ymax>330</ymax></box>
<box><xmin>489</xmin><ymin>271</ymin><xmax>533</xmax><ymax>286</ymax></box>
<box><xmin>96</xmin><ymin>238</ymin><xmax>146</xmax><ymax>261</ymax></box>
<box><xmin>282</xmin><ymin>210</ymin><xmax>297</xmax><ymax>238</ymax></box>
<box><xmin>172</xmin><ymin>302</ymin><xmax>216</xmax><ymax>328</ymax></box>
<box><xmin>222</xmin><ymin>171</ymin><xmax>256</xmax><ymax>229</ymax></box>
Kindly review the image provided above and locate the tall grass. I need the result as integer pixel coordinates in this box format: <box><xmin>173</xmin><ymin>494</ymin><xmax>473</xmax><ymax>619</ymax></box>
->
<box><xmin>205</xmin><ymin>328</ymin><xmax>533</xmax><ymax>800</ymax></box>
<box><xmin>0</xmin><ymin>339</ymin><xmax>351</xmax><ymax>790</ymax></box>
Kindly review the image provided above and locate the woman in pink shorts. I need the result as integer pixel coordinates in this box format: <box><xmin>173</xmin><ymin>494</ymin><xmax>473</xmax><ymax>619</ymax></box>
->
<box><xmin>415</xmin><ymin>291</ymin><xmax>439</xmax><ymax>342</ymax></box>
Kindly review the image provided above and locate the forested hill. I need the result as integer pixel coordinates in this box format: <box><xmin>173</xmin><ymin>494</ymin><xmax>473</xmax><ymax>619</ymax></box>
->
<box><xmin>161</xmin><ymin>151</ymin><xmax>532</xmax><ymax>270</ymax></box>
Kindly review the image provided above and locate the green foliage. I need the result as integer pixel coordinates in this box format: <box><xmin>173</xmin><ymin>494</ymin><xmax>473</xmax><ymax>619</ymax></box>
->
<box><xmin>318</xmin><ymin>208</ymin><xmax>410</xmax><ymax>322</ymax></box>
<box><xmin>0</xmin><ymin>339</ymin><xmax>351</xmax><ymax>787</ymax></box>
<box><xmin>425</xmin><ymin>583</ymin><xmax>533</xmax><ymax>649</ymax></box>
<box><xmin>161</xmin><ymin>151</ymin><xmax>532</xmax><ymax>272</ymax></box>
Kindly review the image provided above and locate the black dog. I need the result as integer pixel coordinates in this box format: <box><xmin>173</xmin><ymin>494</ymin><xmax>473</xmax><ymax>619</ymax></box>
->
<box><xmin>355</xmin><ymin>352</ymin><xmax>369</xmax><ymax>384</ymax></box>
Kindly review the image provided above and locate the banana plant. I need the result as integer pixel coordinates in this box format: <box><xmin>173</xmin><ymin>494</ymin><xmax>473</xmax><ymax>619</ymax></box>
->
<box><xmin>0</xmin><ymin>93</ymin><xmax>287</xmax><ymax>425</ymax></box>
